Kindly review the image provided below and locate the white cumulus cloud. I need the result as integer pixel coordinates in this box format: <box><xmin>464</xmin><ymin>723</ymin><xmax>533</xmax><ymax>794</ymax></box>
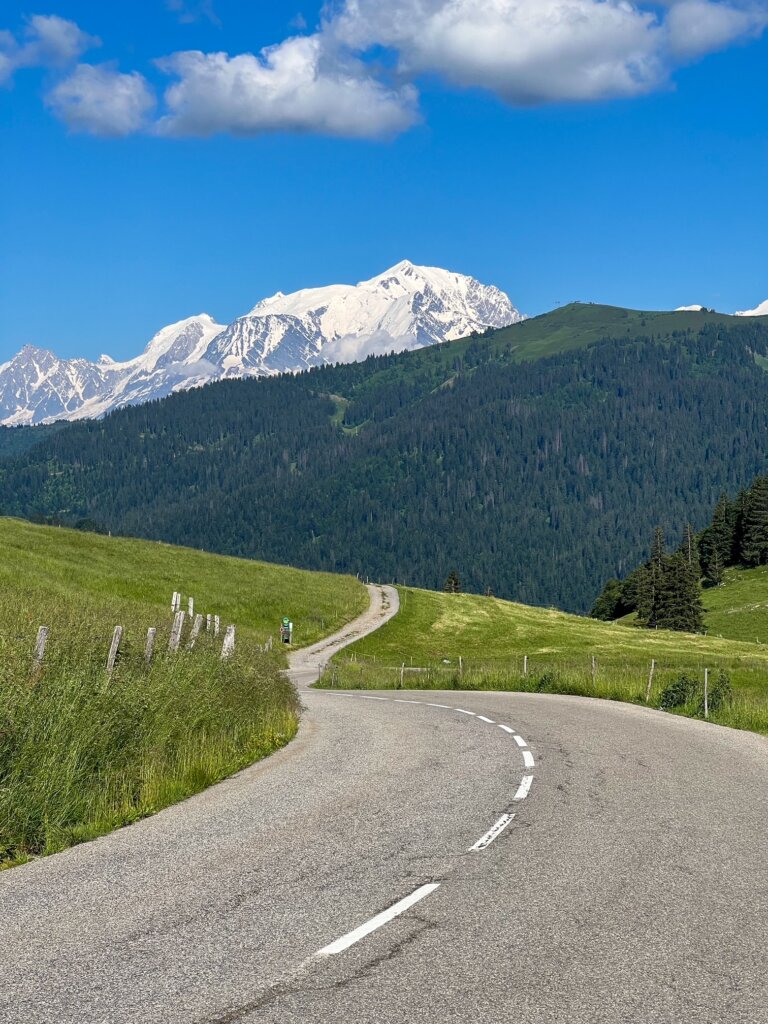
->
<box><xmin>0</xmin><ymin>14</ymin><xmax>98</xmax><ymax>84</ymax></box>
<box><xmin>46</xmin><ymin>63</ymin><xmax>156</xmax><ymax>136</ymax></box>
<box><xmin>155</xmin><ymin>34</ymin><xmax>419</xmax><ymax>138</ymax></box>
<box><xmin>4</xmin><ymin>2</ymin><xmax>766</xmax><ymax>138</ymax></box>
<box><xmin>665</xmin><ymin>0</ymin><xmax>768</xmax><ymax>56</ymax></box>
<box><xmin>327</xmin><ymin>0</ymin><xmax>768</xmax><ymax>103</ymax></box>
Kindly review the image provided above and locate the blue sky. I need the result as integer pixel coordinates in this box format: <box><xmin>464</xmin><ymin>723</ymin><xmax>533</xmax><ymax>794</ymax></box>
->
<box><xmin>1</xmin><ymin>0</ymin><xmax>766</xmax><ymax>361</ymax></box>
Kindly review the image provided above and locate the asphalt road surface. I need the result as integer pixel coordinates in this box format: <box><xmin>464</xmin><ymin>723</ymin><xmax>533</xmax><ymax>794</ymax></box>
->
<box><xmin>1</xmin><ymin>586</ymin><xmax>766</xmax><ymax>1023</ymax></box>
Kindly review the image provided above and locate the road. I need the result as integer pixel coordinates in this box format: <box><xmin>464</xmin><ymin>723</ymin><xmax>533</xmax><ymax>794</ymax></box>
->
<box><xmin>1</xmin><ymin>586</ymin><xmax>766</xmax><ymax>1023</ymax></box>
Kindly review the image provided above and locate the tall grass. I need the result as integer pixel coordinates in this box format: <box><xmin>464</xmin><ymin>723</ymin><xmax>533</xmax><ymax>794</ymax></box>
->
<box><xmin>320</xmin><ymin>654</ymin><xmax>768</xmax><ymax>735</ymax></box>
<box><xmin>0</xmin><ymin>613</ymin><xmax>297</xmax><ymax>867</ymax></box>
<box><xmin>0</xmin><ymin>618</ymin><xmax>297</xmax><ymax>865</ymax></box>
<box><xmin>0</xmin><ymin>518</ymin><xmax>355</xmax><ymax>867</ymax></box>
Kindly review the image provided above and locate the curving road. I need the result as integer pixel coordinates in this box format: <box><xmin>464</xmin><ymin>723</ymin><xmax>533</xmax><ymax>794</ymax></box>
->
<box><xmin>1</xmin><ymin>587</ymin><xmax>767</xmax><ymax>1023</ymax></box>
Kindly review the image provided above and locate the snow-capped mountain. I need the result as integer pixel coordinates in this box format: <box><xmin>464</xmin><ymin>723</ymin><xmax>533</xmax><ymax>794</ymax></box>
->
<box><xmin>0</xmin><ymin>316</ymin><xmax>225</xmax><ymax>426</ymax></box>
<box><xmin>674</xmin><ymin>300</ymin><xmax>768</xmax><ymax>316</ymax></box>
<box><xmin>0</xmin><ymin>262</ymin><xmax>523</xmax><ymax>425</ymax></box>
<box><xmin>72</xmin><ymin>315</ymin><xmax>226</xmax><ymax>421</ymax></box>
<box><xmin>736</xmin><ymin>300</ymin><xmax>768</xmax><ymax>317</ymax></box>
<box><xmin>0</xmin><ymin>346</ymin><xmax>111</xmax><ymax>426</ymax></box>
<box><xmin>208</xmin><ymin>260</ymin><xmax>521</xmax><ymax>374</ymax></box>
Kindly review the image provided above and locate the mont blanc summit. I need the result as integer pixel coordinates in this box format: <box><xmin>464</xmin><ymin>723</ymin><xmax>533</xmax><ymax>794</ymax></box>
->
<box><xmin>0</xmin><ymin>262</ymin><xmax>523</xmax><ymax>425</ymax></box>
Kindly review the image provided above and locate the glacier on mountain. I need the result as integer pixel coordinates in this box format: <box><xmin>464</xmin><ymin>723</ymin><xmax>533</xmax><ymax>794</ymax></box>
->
<box><xmin>736</xmin><ymin>299</ymin><xmax>768</xmax><ymax>317</ymax></box>
<box><xmin>0</xmin><ymin>262</ymin><xmax>523</xmax><ymax>425</ymax></box>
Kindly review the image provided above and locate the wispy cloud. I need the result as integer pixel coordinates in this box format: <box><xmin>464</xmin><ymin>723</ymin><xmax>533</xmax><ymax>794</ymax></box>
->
<box><xmin>0</xmin><ymin>13</ymin><xmax>99</xmax><ymax>84</ymax></box>
<box><xmin>166</xmin><ymin>0</ymin><xmax>222</xmax><ymax>28</ymax></box>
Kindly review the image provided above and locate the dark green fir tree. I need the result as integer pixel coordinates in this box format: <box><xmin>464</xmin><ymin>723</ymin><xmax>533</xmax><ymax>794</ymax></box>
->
<box><xmin>740</xmin><ymin>476</ymin><xmax>768</xmax><ymax>566</ymax></box>
<box><xmin>700</xmin><ymin>493</ymin><xmax>735</xmax><ymax>585</ymax></box>
<box><xmin>444</xmin><ymin>570</ymin><xmax>461</xmax><ymax>594</ymax></box>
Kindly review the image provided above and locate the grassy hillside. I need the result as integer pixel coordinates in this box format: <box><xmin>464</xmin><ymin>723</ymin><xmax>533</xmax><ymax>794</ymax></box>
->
<box><xmin>703</xmin><ymin>566</ymin><xmax>768</xmax><ymax>644</ymax></box>
<box><xmin>321</xmin><ymin>586</ymin><xmax>768</xmax><ymax>734</ymax></box>
<box><xmin>0</xmin><ymin>518</ymin><xmax>367</xmax><ymax>867</ymax></box>
<box><xmin>481</xmin><ymin>302</ymin><xmax>743</xmax><ymax>362</ymax></box>
<box><xmin>0</xmin><ymin>517</ymin><xmax>367</xmax><ymax>648</ymax></box>
<box><xmin>615</xmin><ymin>565</ymin><xmax>768</xmax><ymax>645</ymax></box>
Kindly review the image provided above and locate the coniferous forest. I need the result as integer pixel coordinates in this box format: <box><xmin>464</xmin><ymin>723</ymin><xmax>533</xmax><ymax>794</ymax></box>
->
<box><xmin>2</xmin><ymin>305</ymin><xmax>768</xmax><ymax>613</ymax></box>
<box><xmin>593</xmin><ymin>474</ymin><xmax>768</xmax><ymax>629</ymax></box>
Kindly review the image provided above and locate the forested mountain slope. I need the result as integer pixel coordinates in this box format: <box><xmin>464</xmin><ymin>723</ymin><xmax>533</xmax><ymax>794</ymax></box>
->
<box><xmin>2</xmin><ymin>304</ymin><xmax>768</xmax><ymax>612</ymax></box>
<box><xmin>0</xmin><ymin>424</ymin><xmax>63</xmax><ymax>458</ymax></box>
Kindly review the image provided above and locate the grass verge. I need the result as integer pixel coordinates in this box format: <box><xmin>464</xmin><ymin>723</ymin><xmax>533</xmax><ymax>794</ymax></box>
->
<box><xmin>0</xmin><ymin>518</ymin><xmax>367</xmax><ymax>867</ymax></box>
<box><xmin>317</xmin><ymin>587</ymin><xmax>768</xmax><ymax>735</ymax></box>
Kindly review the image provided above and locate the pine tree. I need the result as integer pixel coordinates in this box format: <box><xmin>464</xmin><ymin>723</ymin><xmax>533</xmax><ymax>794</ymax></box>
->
<box><xmin>444</xmin><ymin>570</ymin><xmax>461</xmax><ymax>594</ymax></box>
<box><xmin>732</xmin><ymin>489</ymin><xmax>751</xmax><ymax>564</ymax></box>
<box><xmin>710</xmin><ymin>493</ymin><xmax>736</xmax><ymax>566</ymax></box>
<box><xmin>618</xmin><ymin>565</ymin><xmax>647</xmax><ymax>614</ymax></box>
<box><xmin>590</xmin><ymin>578</ymin><xmax>625</xmax><ymax>620</ymax></box>
<box><xmin>740</xmin><ymin>476</ymin><xmax>768</xmax><ymax>566</ymax></box>
<box><xmin>639</xmin><ymin>527</ymin><xmax>666</xmax><ymax>627</ymax></box>
<box><xmin>655</xmin><ymin>551</ymin><xmax>704</xmax><ymax>632</ymax></box>
<box><xmin>700</xmin><ymin>495</ymin><xmax>734</xmax><ymax>586</ymax></box>
<box><xmin>702</xmin><ymin>545</ymin><xmax>725</xmax><ymax>587</ymax></box>
<box><xmin>678</xmin><ymin>523</ymin><xmax>701</xmax><ymax>576</ymax></box>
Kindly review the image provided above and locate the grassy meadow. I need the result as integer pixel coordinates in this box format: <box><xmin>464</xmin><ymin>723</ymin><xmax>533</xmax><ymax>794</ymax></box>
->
<box><xmin>319</xmin><ymin>586</ymin><xmax>768</xmax><ymax>735</ymax></box>
<box><xmin>0</xmin><ymin>517</ymin><xmax>367</xmax><ymax>867</ymax></box>
<box><xmin>703</xmin><ymin>566</ymin><xmax>768</xmax><ymax>645</ymax></box>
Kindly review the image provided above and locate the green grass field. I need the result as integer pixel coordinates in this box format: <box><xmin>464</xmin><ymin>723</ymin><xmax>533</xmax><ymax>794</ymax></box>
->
<box><xmin>0</xmin><ymin>517</ymin><xmax>367</xmax><ymax>867</ymax></box>
<box><xmin>320</xmin><ymin>586</ymin><xmax>768</xmax><ymax>734</ymax></box>
<box><xmin>703</xmin><ymin>566</ymin><xmax>768</xmax><ymax>644</ymax></box>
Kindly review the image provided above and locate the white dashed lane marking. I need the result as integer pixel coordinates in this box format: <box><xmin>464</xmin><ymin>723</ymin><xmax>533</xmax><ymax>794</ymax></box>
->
<box><xmin>469</xmin><ymin>813</ymin><xmax>516</xmax><ymax>852</ymax></box>
<box><xmin>315</xmin><ymin>884</ymin><xmax>441</xmax><ymax>958</ymax></box>
<box><xmin>306</xmin><ymin>689</ymin><xmax>537</xmax><ymax>833</ymax></box>
<box><xmin>514</xmin><ymin>775</ymin><xmax>534</xmax><ymax>801</ymax></box>
<box><xmin>302</xmin><ymin>689</ymin><xmax>538</xmax><ymax>959</ymax></box>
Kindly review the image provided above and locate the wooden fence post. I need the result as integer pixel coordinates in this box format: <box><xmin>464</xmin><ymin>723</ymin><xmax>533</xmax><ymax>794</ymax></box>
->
<box><xmin>459</xmin><ymin>655</ymin><xmax>463</xmax><ymax>678</ymax></box>
<box><xmin>171</xmin><ymin>591</ymin><xmax>179</xmax><ymax>612</ymax></box>
<box><xmin>214</xmin><ymin>615</ymin><xmax>220</xmax><ymax>637</ymax></box>
<box><xmin>31</xmin><ymin>626</ymin><xmax>49</xmax><ymax>679</ymax></box>
<box><xmin>206</xmin><ymin>614</ymin><xmax>212</xmax><ymax>633</ymax></box>
<box><xmin>591</xmin><ymin>655</ymin><xmax>597</xmax><ymax>686</ymax></box>
<box><xmin>188</xmin><ymin>614</ymin><xmax>204</xmax><ymax>649</ymax></box>
<box><xmin>645</xmin><ymin>660</ymin><xmax>656</xmax><ymax>703</ymax></box>
<box><xmin>145</xmin><ymin>627</ymin><xmax>157</xmax><ymax>665</ymax></box>
<box><xmin>523</xmin><ymin>655</ymin><xmax>529</xmax><ymax>678</ymax></box>
<box><xmin>221</xmin><ymin>625</ymin><xmax>236</xmax><ymax>659</ymax></box>
<box><xmin>106</xmin><ymin>626</ymin><xmax>124</xmax><ymax>675</ymax></box>
<box><xmin>704</xmin><ymin>668</ymin><xmax>709</xmax><ymax>720</ymax></box>
<box><xmin>169</xmin><ymin>611</ymin><xmax>185</xmax><ymax>652</ymax></box>
<box><xmin>399</xmin><ymin>663</ymin><xmax>405</xmax><ymax>689</ymax></box>
<box><xmin>188</xmin><ymin>597</ymin><xmax>194</xmax><ymax>618</ymax></box>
